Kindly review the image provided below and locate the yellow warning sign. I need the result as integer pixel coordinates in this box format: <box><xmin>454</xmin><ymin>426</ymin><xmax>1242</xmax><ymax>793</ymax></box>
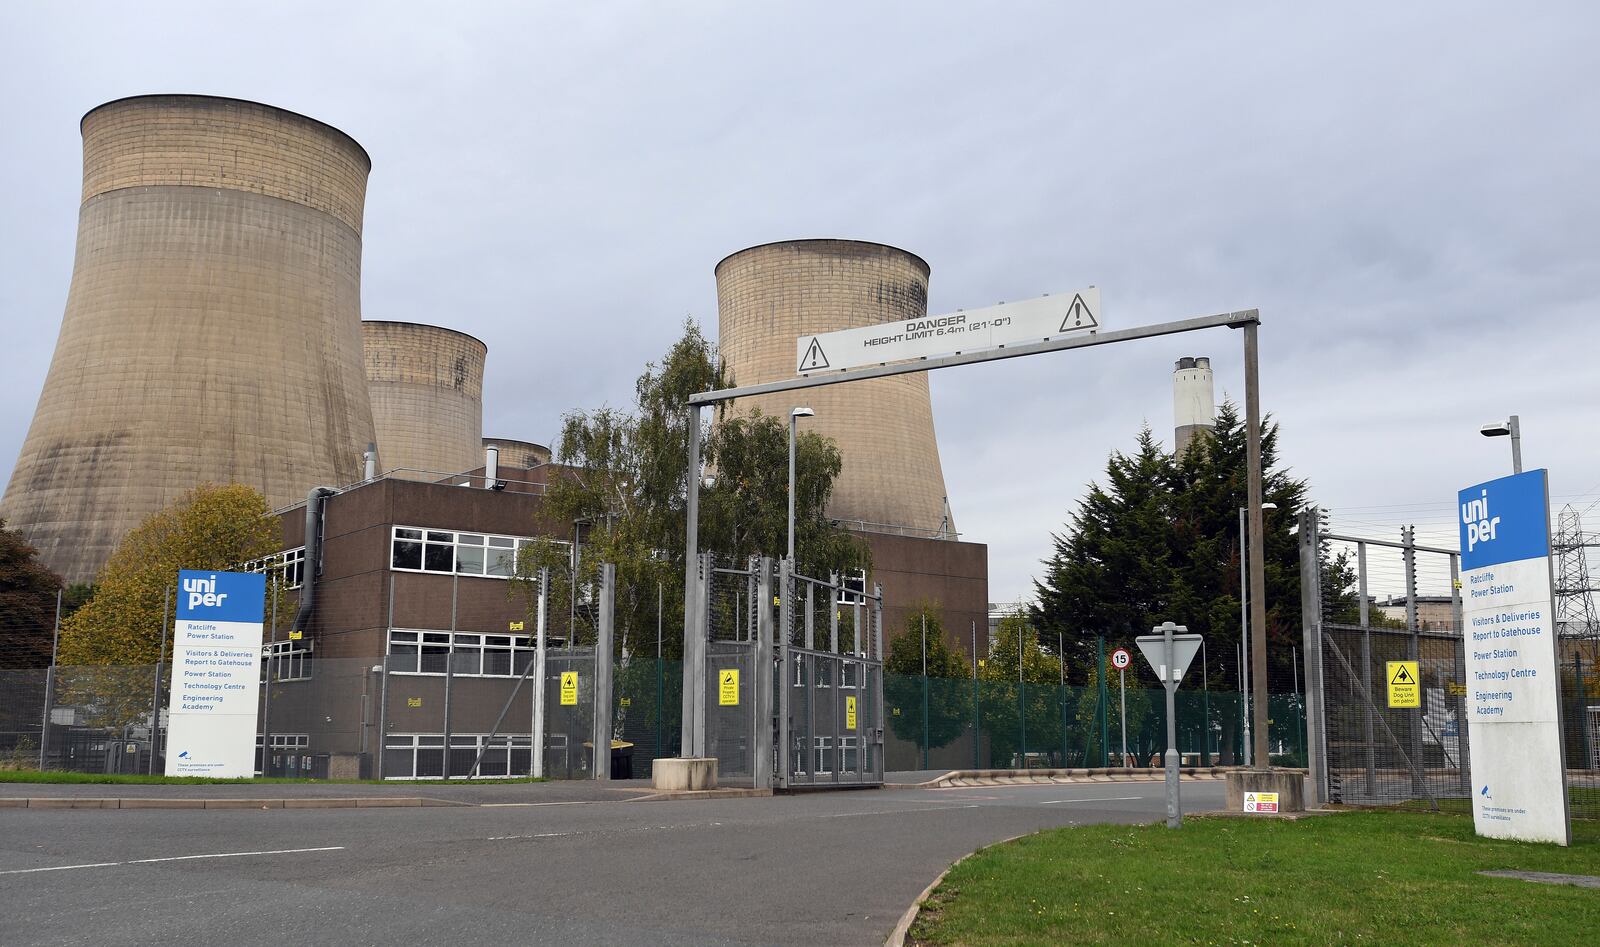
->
<box><xmin>719</xmin><ymin>669</ymin><xmax>740</xmax><ymax>706</ymax></box>
<box><xmin>406</xmin><ymin>697</ymin><xmax>422</xmax><ymax>708</ymax></box>
<box><xmin>288</xmin><ymin>630</ymin><xmax>302</xmax><ymax>640</ymax></box>
<box><xmin>509</xmin><ymin>620</ymin><xmax>524</xmax><ymax>631</ymax></box>
<box><xmin>845</xmin><ymin>695</ymin><xmax>857</xmax><ymax>730</ymax></box>
<box><xmin>560</xmin><ymin>671</ymin><xmax>579</xmax><ymax>706</ymax></box>
<box><xmin>1387</xmin><ymin>661</ymin><xmax>1420</xmax><ymax>708</ymax></box>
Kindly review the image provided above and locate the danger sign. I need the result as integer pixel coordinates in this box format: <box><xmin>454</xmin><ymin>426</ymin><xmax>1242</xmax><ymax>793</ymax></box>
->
<box><xmin>719</xmin><ymin>669</ymin><xmax>740</xmax><ymax>706</ymax></box>
<box><xmin>1243</xmin><ymin>791</ymin><xmax>1279</xmax><ymax>813</ymax></box>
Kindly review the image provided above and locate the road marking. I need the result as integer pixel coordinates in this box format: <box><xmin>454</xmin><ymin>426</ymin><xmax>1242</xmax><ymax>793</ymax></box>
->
<box><xmin>1040</xmin><ymin>796</ymin><xmax>1145</xmax><ymax>805</ymax></box>
<box><xmin>480</xmin><ymin>801</ymin><xmax>596</xmax><ymax>808</ymax></box>
<box><xmin>0</xmin><ymin>846</ymin><xmax>345</xmax><ymax>876</ymax></box>
<box><xmin>818</xmin><ymin>805</ymin><xmax>981</xmax><ymax>819</ymax></box>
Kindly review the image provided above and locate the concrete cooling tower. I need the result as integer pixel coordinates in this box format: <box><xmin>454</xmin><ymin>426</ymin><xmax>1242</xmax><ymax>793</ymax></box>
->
<box><xmin>483</xmin><ymin>438</ymin><xmax>551</xmax><ymax>470</ymax></box>
<box><xmin>716</xmin><ymin>239</ymin><xmax>954</xmax><ymax>535</ymax></box>
<box><xmin>362</xmin><ymin>322</ymin><xmax>486</xmax><ymax>480</ymax></box>
<box><xmin>0</xmin><ymin>94</ymin><xmax>377</xmax><ymax>584</ymax></box>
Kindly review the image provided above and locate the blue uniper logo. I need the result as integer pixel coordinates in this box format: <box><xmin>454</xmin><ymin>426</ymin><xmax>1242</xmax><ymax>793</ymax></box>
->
<box><xmin>1458</xmin><ymin>471</ymin><xmax>1551</xmax><ymax>570</ymax></box>
<box><xmin>1460</xmin><ymin>490</ymin><xmax>1499</xmax><ymax>553</ymax></box>
<box><xmin>175</xmin><ymin>569</ymin><xmax>266</xmax><ymax>623</ymax></box>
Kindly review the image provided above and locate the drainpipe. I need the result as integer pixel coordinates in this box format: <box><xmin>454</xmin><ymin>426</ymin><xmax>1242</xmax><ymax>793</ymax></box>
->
<box><xmin>290</xmin><ymin>487</ymin><xmax>338</xmax><ymax>634</ymax></box>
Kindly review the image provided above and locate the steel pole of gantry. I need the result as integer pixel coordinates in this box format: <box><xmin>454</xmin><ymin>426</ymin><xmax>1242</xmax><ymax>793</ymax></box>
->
<box><xmin>1298</xmin><ymin>508</ymin><xmax>1327</xmax><ymax>805</ymax></box>
<box><xmin>1243</xmin><ymin>321</ymin><xmax>1270</xmax><ymax>770</ymax></box>
<box><xmin>593</xmin><ymin>563</ymin><xmax>615</xmax><ymax>781</ymax></box>
<box><xmin>681</xmin><ymin>403</ymin><xmax>704</xmax><ymax>759</ymax></box>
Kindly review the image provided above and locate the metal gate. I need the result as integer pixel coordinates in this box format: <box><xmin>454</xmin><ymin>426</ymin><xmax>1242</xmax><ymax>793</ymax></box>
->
<box><xmin>683</xmin><ymin>555</ymin><xmax>885</xmax><ymax>789</ymax></box>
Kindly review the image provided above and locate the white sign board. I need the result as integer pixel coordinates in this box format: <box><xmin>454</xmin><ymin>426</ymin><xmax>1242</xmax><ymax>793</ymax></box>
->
<box><xmin>1135</xmin><ymin>632</ymin><xmax>1202</xmax><ymax>686</ymax></box>
<box><xmin>796</xmin><ymin>288</ymin><xmax>1100</xmax><ymax>375</ymax></box>
<box><xmin>1459</xmin><ymin>470</ymin><xmax>1570</xmax><ymax>845</ymax></box>
<box><xmin>166</xmin><ymin>570</ymin><xmax>266</xmax><ymax>778</ymax></box>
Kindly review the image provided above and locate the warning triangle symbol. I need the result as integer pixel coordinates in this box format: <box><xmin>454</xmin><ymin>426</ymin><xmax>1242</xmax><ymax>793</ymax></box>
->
<box><xmin>799</xmin><ymin>337</ymin><xmax>830</xmax><ymax>372</ymax></box>
<box><xmin>1059</xmin><ymin>293</ymin><xmax>1096</xmax><ymax>332</ymax></box>
<box><xmin>1391</xmin><ymin>665</ymin><xmax>1415</xmax><ymax>685</ymax></box>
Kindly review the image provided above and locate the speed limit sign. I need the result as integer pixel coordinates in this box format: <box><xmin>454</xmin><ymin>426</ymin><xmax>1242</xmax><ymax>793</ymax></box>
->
<box><xmin>1111</xmin><ymin>648</ymin><xmax>1131</xmax><ymax>670</ymax></box>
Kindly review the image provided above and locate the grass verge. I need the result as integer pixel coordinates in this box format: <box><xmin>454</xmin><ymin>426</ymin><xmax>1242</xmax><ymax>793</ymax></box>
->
<box><xmin>909</xmin><ymin>810</ymin><xmax>1600</xmax><ymax>946</ymax></box>
<box><xmin>0</xmin><ymin>770</ymin><xmax>544</xmax><ymax>786</ymax></box>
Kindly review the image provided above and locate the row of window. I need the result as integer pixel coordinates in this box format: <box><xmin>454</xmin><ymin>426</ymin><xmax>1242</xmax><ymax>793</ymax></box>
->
<box><xmin>263</xmin><ymin>639</ymin><xmax>313</xmax><ymax>682</ymax></box>
<box><xmin>246</xmin><ymin>547</ymin><xmax>307</xmax><ymax>590</ymax></box>
<box><xmin>391</xmin><ymin>527</ymin><xmax>567</xmax><ymax>579</ymax></box>
<box><xmin>383</xmin><ymin>733</ymin><xmax>535</xmax><ymax>780</ymax></box>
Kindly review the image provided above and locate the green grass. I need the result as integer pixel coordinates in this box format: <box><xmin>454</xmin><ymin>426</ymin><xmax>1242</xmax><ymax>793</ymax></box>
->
<box><xmin>0</xmin><ymin>770</ymin><xmax>543</xmax><ymax>786</ymax></box>
<box><xmin>909</xmin><ymin>811</ymin><xmax>1600</xmax><ymax>946</ymax></box>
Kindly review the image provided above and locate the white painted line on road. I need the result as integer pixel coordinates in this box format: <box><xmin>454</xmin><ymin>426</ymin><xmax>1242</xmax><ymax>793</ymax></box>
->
<box><xmin>0</xmin><ymin>846</ymin><xmax>345</xmax><ymax>876</ymax></box>
<box><xmin>1039</xmin><ymin>796</ymin><xmax>1145</xmax><ymax>805</ymax></box>
<box><xmin>485</xmin><ymin>832</ymin><xmax>572</xmax><ymax>841</ymax></box>
<box><xmin>818</xmin><ymin>805</ymin><xmax>981</xmax><ymax>819</ymax></box>
<box><xmin>480</xmin><ymin>801</ymin><xmax>596</xmax><ymax>808</ymax></box>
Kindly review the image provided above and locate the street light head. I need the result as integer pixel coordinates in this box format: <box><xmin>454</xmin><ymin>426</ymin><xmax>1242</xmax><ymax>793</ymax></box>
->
<box><xmin>791</xmin><ymin>407</ymin><xmax>815</xmax><ymax>419</ymax></box>
<box><xmin>1480</xmin><ymin>421</ymin><xmax>1511</xmax><ymax>438</ymax></box>
<box><xmin>1262</xmin><ymin>502</ymin><xmax>1278</xmax><ymax>511</ymax></box>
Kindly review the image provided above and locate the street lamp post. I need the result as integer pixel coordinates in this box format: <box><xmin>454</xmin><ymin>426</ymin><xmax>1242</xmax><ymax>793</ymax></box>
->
<box><xmin>1238</xmin><ymin>501</ymin><xmax>1277</xmax><ymax>766</ymax></box>
<box><xmin>787</xmin><ymin>407</ymin><xmax>815</xmax><ymax>562</ymax></box>
<box><xmin>1479</xmin><ymin>415</ymin><xmax>1522</xmax><ymax>474</ymax></box>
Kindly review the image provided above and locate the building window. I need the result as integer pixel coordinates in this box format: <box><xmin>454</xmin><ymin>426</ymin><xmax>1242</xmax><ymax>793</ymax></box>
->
<box><xmin>255</xmin><ymin>733</ymin><xmax>310</xmax><ymax>750</ymax></box>
<box><xmin>247</xmin><ymin>547</ymin><xmax>307</xmax><ymax>590</ymax></box>
<box><xmin>386</xmin><ymin>629</ymin><xmax>536</xmax><ymax>677</ymax></box>
<box><xmin>390</xmin><ymin>527</ymin><xmax>547</xmax><ymax>580</ymax></box>
<box><xmin>383</xmin><ymin>733</ymin><xmax>533</xmax><ymax>780</ymax></box>
<box><xmin>263</xmin><ymin>639</ymin><xmax>313</xmax><ymax>682</ymax></box>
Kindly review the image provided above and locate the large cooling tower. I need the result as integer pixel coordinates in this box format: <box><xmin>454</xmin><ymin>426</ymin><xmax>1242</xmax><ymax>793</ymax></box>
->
<box><xmin>362</xmin><ymin>322</ymin><xmax>486</xmax><ymax>480</ymax></box>
<box><xmin>483</xmin><ymin>438</ymin><xmax>551</xmax><ymax>470</ymax></box>
<box><xmin>0</xmin><ymin>94</ymin><xmax>377</xmax><ymax>583</ymax></box>
<box><xmin>716</xmin><ymin>239</ymin><xmax>954</xmax><ymax>534</ymax></box>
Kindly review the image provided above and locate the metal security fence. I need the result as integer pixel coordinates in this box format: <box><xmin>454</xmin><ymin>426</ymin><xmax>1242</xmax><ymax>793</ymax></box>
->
<box><xmin>1308</xmin><ymin>512</ymin><xmax>1599</xmax><ymax>820</ymax></box>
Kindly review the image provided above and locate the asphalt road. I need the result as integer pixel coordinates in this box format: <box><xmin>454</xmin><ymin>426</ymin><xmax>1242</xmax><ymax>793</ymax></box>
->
<box><xmin>1</xmin><ymin>780</ymin><xmax>1226</xmax><ymax>946</ymax></box>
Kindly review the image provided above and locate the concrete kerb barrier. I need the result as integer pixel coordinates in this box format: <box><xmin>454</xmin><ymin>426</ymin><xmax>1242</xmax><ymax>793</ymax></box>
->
<box><xmin>885</xmin><ymin>831</ymin><xmax>1035</xmax><ymax>947</ymax></box>
<box><xmin>1</xmin><ymin>797</ymin><xmax>465</xmax><ymax>810</ymax></box>
<box><xmin>910</xmin><ymin>766</ymin><xmax>1245</xmax><ymax>789</ymax></box>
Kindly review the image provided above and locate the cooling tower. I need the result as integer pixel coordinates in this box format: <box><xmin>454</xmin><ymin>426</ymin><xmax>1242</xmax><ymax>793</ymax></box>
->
<box><xmin>483</xmin><ymin>438</ymin><xmax>551</xmax><ymax>470</ymax></box>
<box><xmin>361</xmin><ymin>322</ymin><xmax>486</xmax><ymax>480</ymax></box>
<box><xmin>0</xmin><ymin>94</ymin><xmax>377</xmax><ymax>584</ymax></box>
<box><xmin>716</xmin><ymin>239</ymin><xmax>954</xmax><ymax>534</ymax></box>
<box><xmin>1173</xmin><ymin>356</ymin><xmax>1217</xmax><ymax>456</ymax></box>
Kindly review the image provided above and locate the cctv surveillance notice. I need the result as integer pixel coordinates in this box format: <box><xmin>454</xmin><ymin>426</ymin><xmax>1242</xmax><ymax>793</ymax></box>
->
<box><xmin>165</xmin><ymin>570</ymin><xmax>266</xmax><ymax>778</ymax></box>
<box><xmin>1458</xmin><ymin>470</ymin><xmax>1570</xmax><ymax>845</ymax></box>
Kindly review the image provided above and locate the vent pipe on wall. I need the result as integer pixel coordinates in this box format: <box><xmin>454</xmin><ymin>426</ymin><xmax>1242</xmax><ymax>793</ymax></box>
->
<box><xmin>363</xmin><ymin>443</ymin><xmax>377</xmax><ymax>481</ymax></box>
<box><xmin>485</xmin><ymin>446</ymin><xmax>502</xmax><ymax>490</ymax></box>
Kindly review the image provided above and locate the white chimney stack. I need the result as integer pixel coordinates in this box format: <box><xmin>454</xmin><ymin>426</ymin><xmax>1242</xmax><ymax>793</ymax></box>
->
<box><xmin>1173</xmin><ymin>356</ymin><xmax>1216</xmax><ymax>456</ymax></box>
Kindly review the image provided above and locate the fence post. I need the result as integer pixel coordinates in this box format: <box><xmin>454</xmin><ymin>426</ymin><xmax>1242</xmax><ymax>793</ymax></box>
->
<box><xmin>1059</xmin><ymin>632</ymin><xmax>1068</xmax><ymax>768</ymax></box>
<box><xmin>1299</xmin><ymin>508</ymin><xmax>1327</xmax><ymax>804</ymax></box>
<box><xmin>1403</xmin><ymin>525</ymin><xmax>1424</xmax><ymax>794</ymax></box>
<box><xmin>971</xmin><ymin>621</ymin><xmax>980</xmax><ymax>769</ymax></box>
<box><xmin>777</xmin><ymin>557</ymin><xmax>793</xmax><ymax>788</ymax></box>
<box><xmin>921</xmin><ymin>615</ymin><xmax>929</xmax><ymax>770</ymax></box>
<box><xmin>592</xmin><ymin>563</ymin><xmax>615</xmax><ymax>781</ymax></box>
<box><xmin>149</xmin><ymin>586</ymin><xmax>170</xmax><ymax>776</ymax></box>
<box><xmin>532</xmin><ymin>568</ymin><xmax>548</xmax><ymax>779</ymax></box>
<box><xmin>1576</xmin><ymin>653</ymin><xmax>1591</xmax><ymax>770</ymax></box>
<box><xmin>1359</xmin><ymin>541</ymin><xmax>1376</xmax><ymax>795</ymax></box>
<box><xmin>1017</xmin><ymin>622</ymin><xmax>1026</xmax><ymax>768</ymax></box>
<box><xmin>38</xmin><ymin>588</ymin><xmax>62</xmax><ymax>770</ymax></box>
<box><xmin>1097</xmin><ymin>635</ymin><xmax>1109</xmax><ymax>767</ymax></box>
<box><xmin>1449</xmin><ymin>552</ymin><xmax>1472</xmax><ymax>794</ymax></box>
<box><xmin>442</xmin><ymin>571</ymin><xmax>457</xmax><ymax>779</ymax></box>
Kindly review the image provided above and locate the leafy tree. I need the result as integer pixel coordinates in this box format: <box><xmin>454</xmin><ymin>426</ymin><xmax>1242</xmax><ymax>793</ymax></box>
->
<box><xmin>1033</xmin><ymin>402</ymin><xmax>1348</xmax><ymax>762</ymax></box>
<box><xmin>884</xmin><ymin>603</ymin><xmax>971</xmax><ymax>750</ymax></box>
<box><xmin>0</xmin><ymin>518</ymin><xmax>64</xmax><ymax>669</ymax></box>
<box><xmin>58</xmin><ymin>484</ymin><xmax>281</xmax><ymax>667</ymax></box>
<box><xmin>514</xmin><ymin>320</ymin><xmax>868</xmax><ymax>660</ymax></box>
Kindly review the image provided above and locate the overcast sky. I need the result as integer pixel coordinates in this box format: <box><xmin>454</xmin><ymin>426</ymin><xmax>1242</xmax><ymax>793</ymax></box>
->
<box><xmin>2</xmin><ymin>2</ymin><xmax>1597</xmax><ymax>603</ymax></box>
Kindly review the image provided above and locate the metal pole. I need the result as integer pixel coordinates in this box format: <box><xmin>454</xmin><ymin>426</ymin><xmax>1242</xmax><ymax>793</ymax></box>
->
<box><xmin>1059</xmin><ymin>632</ymin><xmax>1067</xmax><ymax>767</ymax></box>
<box><xmin>149</xmin><ymin>586</ymin><xmax>170</xmax><ymax>776</ymax></box>
<box><xmin>1404</xmin><ymin>525</ymin><xmax>1423</xmax><ymax>793</ymax></box>
<box><xmin>971</xmin><ymin>621</ymin><xmax>980</xmax><ymax>769</ymax></box>
<box><xmin>681</xmin><ymin>403</ymin><xmax>703</xmax><ymax>759</ymax></box>
<box><xmin>787</xmin><ymin>412</ymin><xmax>798</xmax><ymax>562</ymax></box>
<box><xmin>1239</xmin><ymin>506</ymin><xmax>1251</xmax><ymax>767</ymax></box>
<box><xmin>1576</xmin><ymin>653</ymin><xmax>1591</xmax><ymax>769</ymax></box>
<box><xmin>1018</xmin><ymin>621</ymin><xmax>1026</xmax><ymax>766</ymax></box>
<box><xmin>376</xmin><ymin>659</ymin><xmax>389</xmax><ymax>780</ymax></box>
<box><xmin>1163</xmin><ymin>623</ymin><xmax>1181</xmax><ymax>828</ymax></box>
<box><xmin>38</xmin><ymin>588</ymin><xmax>62</xmax><ymax>770</ymax></box>
<box><xmin>921</xmin><ymin>615</ymin><xmax>929</xmax><ymax>770</ymax></box>
<box><xmin>1097</xmin><ymin>635</ymin><xmax>1109</xmax><ymax>767</ymax></box>
<box><xmin>261</xmin><ymin>573</ymin><xmax>277</xmax><ymax>775</ymax></box>
<box><xmin>1119</xmin><ymin>666</ymin><xmax>1128</xmax><ymax>767</ymax></box>
<box><xmin>1508</xmin><ymin>414</ymin><xmax>1523</xmax><ymax>474</ymax></box>
<box><xmin>443</xmin><ymin>571</ymin><xmax>457</xmax><ymax>779</ymax></box>
<box><xmin>532</xmin><ymin>568</ymin><xmax>549</xmax><ymax>779</ymax></box>
<box><xmin>1201</xmin><ymin>640</ymin><xmax>1210</xmax><ymax>766</ymax></box>
<box><xmin>1243</xmin><ymin>321</ymin><xmax>1269</xmax><ymax>770</ymax></box>
<box><xmin>593</xmin><ymin>563</ymin><xmax>615</xmax><ymax>781</ymax></box>
<box><xmin>656</xmin><ymin>581</ymin><xmax>664</xmax><ymax>763</ymax></box>
<box><xmin>1359</xmin><ymin>541</ymin><xmax>1375</xmax><ymax>794</ymax></box>
<box><xmin>1298</xmin><ymin>509</ymin><xmax>1326</xmax><ymax>804</ymax></box>
<box><xmin>1450</xmin><ymin>551</ymin><xmax>1471</xmax><ymax>793</ymax></box>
